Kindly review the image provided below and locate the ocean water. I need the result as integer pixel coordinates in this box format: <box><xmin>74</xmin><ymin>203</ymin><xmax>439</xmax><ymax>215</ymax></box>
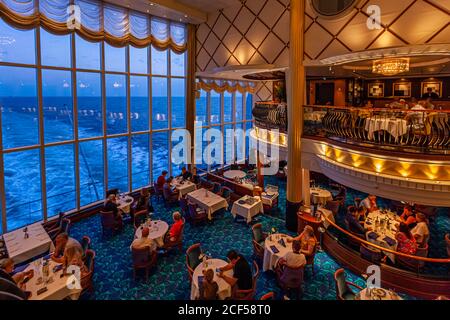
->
<box><xmin>0</xmin><ymin>96</ymin><xmax>186</xmax><ymax>231</ymax></box>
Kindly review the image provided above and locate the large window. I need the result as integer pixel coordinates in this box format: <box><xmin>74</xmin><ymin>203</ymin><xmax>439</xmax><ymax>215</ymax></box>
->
<box><xmin>0</xmin><ymin>18</ymin><xmax>186</xmax><ymax>232</ymax></box>
<box><xmin>195</xmin><ymin>89</ymin><xmax>254</xmax><ymax>172</ymax></box>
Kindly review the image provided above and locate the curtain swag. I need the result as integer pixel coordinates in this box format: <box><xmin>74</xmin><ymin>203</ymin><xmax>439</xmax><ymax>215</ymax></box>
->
<box><xmin>0</xmin><ymin>0</ymin><xmax>187</xmax><ymax>52</ymax></box>
<box><xmin>196</xmin><ymin>78</ymin><xmax>258</xmax><ymax>94</ymax></box>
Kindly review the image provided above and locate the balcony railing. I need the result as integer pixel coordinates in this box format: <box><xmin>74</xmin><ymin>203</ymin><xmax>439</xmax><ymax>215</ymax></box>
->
<box><xmin>303</xmin><ymin>105</ymin><xmax>450</xmax><ymax>154</ymax></box>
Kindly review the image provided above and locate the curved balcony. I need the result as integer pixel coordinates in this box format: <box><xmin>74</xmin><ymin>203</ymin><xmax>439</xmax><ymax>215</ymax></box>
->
<box><xmin>303</xmin><ymin>105</ymin><xmax>450</xmax><ymax>154</ymax></box>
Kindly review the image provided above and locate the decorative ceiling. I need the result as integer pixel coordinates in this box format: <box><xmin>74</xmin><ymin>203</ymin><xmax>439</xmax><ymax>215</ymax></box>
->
<box><xmin>196</xmin><ymin>0</ymin><xmax>290</xmax><ymax>101</ymax></box>
<box><xmin>304</xmin><ymin>0</ymin><xmax>450</xmax><ymax>63</ymax></box>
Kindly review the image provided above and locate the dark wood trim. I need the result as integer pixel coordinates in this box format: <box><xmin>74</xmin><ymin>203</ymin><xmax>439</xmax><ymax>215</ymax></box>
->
<box><xmin>323</xmin><ymin>232</ymin><xmax>450</xmax><ymax>299</ymax></box>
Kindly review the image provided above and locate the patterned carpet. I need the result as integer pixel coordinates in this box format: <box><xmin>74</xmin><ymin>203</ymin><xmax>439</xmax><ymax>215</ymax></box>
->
<box><xmin>69</xmin><ymin>177</ymin><xmax>417</xmax><ymax>300</ymax></box>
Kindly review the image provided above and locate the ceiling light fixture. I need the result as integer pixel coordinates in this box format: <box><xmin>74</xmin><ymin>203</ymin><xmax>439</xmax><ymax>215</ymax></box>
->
<box><xmin>372</xmin><ymin>58</ymin><xmax>410</xmax><ymax>76</ymax></box>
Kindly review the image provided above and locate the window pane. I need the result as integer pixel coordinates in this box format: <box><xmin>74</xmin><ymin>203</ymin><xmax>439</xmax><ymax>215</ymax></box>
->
<box><xmin>236</xmin><ymin>92</ymin><xmax>244</xmax><ymax>121</ymax></box>
<box><xmin>196</xmin><ymin>127</ymin><xmax>209</xmax><ymax>171</ymax></box>
<box><xmin>107</xmin><ymin>137</ymin><xmax>129</xmax><ymax>193</ymax></box>
<box><xmin>40</xmin><ymin>28</ymin><xmax>71</xmax><ymax>68</ymax></box>
<box><xmin>152</xmin><ymin>77</ymin><xmax>168</xmax><ymax>130</ymax></box>
<box><xmin>105</xmin><ymin>43</ymin><xmax>126</xmax><ymax>72</ymax></box>
<box><xmin>75</xmin><ymin>35</ymin><xmax>100</xmax><ymax>70</ymax></box>
<box><xmin>77</xmin><ymin>72</ymin><xmax>102</xmax><ymax>138</ymax></box>
<box><xmin>151</xmin><ymin>46</ymin><xmax>167</xmax><ymax>75</ymax></box>
<box><xmin>79</xmin><ymin>140</ymin><xmax>104</xmax><ymax>207</ymax></box>
<box><xmin>152</xmin><ymin>131</ymin><xmax>169</xmax><ymax>180</ymax></box>
<box><xmin>235</xmin><ymin>123</ymin><xmax>245</xmax><ymax>162</ymax></box>
<box><xmin>246</xmin><ymin>122</ymin><xmax>253</xmax><ymax>158</ymax></box>
<box><xmin>246</xmin><ymin>93</ymin><xmax>253</xmax><ymax>120</ymax></box>
<box><xmin>0</xmin><ymin>18</ymin><xmax>36</xmax><ymax>64</ymax></box>
<box><xmin>0</xmin><ymin>66</ymin><xmax>38</xmax><ymax>149</ymax></box>
<box><xmin>195</xmin><ymin>90</ymin><xmax>207</xmax><ymax>126</ymax></box>
<box><xmin>42</xmin><ymin>69</ymin><xmax>73</xmax><ymax>143</ymax></box>
<box><xmin>210</xmin><ymin>91</ymin><xmax>221</xmax><ymax>124</ymax></box>
<box><xmin>130</xmin><ymin>46</ymin><xmax>148</xmax><ymax>74</ymax></box>
<box><xmin>106</xmin><ymin>74</ymin><xmax>127</xmax><ymax>135</ymax></box>
<box><xmin>131</xmin><ymin>76</ymin><xmax>149</xmax><ymax>132</ymax></box>
<box><xmin>170</xmin><ymin>50</ymin><xmax>185</xmax><ymax>76</ymax></box>
<box><xmin>4</xmin><ymin>150</ymin><xmax>42</xmax><ymax>231</ymax></box>
<box><xmin>132</xmin><ymin>134</ymin><xmax>150</xmax><ymax>190</ymax></box>
<box><xmin>224</xmin><ymin>92</ymin><xmax>232</xmax><ymax>123</ymax></box>
<box><xmin>46</xmin><ymin>144</ymin><xmax>76</xmax><ymax>217</ymax></box>
<box><xmin>171</xmin><ymin>78</ymin><xmax>185</xmax><ymax>128</ymax></box>
<box><xmin>224</xmin><ymin>124</ymin><xmax>233</xmax><ymax>165</ymax></box>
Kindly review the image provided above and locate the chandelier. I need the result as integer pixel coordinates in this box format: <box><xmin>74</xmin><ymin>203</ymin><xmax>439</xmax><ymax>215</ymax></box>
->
<box><xmin>372</xmin><ymin>58</ymin><xmax>410</xmax><ymax>76</ymax></box>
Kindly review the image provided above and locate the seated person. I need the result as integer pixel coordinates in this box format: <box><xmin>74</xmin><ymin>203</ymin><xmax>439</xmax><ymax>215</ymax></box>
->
<box><xmin>361</xmin><ymin>195</ymin><xmax>378</xmax><ymax>213</ymax></box>
<box><xmin>165</xmin><ymin>212</ymin><xmax>184</xmax><ymax>243</ymax></box>
<box><xmin>63</xmin><ymin>246</ymin><xmax>89</xmax><ymax>283</ymax></box>
<box><xmin>356</xmin><ymin>206</ymin><xmax>367</xmax><ymax>223</ymax></box>
<box><xmin>0</xmin><ymin>276</ymin><xmax>30</xmax><ymax>300</ymax></box>
<box><xmin>276</xmin><ymin>240</ymin><xmax>306</xmax><ymax>273</ymax></box>
<box><xmin>51</xmin><ymin>233</ymin><xmax>83</xmax><ymax>264</ymax></box>
<box><xmin>218</xmin><ymin>250</ymin><xmax>253</xmax><ymax>291</ymax></box>
<box><xmin>136</xmin><ymin>187</ymin><xmax>150</xmax><ymax>211</ymax></box>
<box><xmin>191</xmin><ymin>167</ymin><xmax>200</xmax><ymax>185</ymax></box>
<box><xmin>287</xmin><ymin>226</ymin><xmax>317</xmax><ymax>258</ymax></box>
<box><xmin>131</xmin><ymin>227</ymin><xmax>157</xmax><ymax>252</ymax></box>
<box><xmin>104</xmin><ymin>194</ymin><xmax>122</xmax><ymax>219</ymax></box>
<box><xmin>0</xmin><ymin>258</ymin><xmax>34</xmax><ymax>288</ymax></box>
<box><xmin>396</xmin><ymin>223</ymin><xmax>417</xmax><ymax>255</ymax></box>
<box><xmin>180</xmin><ymin>167</ymin><xmax>192</xmax><ymax>180</ymax></box>
<box><xmin>156</xmin><ymin>170</ymin><xmax>168</xmax><ymax>189</ymax></box>
<box><xmin>411</xmin><ymin>213</ymin><xmax>430</xmax><ymax>248</ymax></box>
<box><xmin>345</xmin><ymin>206</ymin><xmax>367</xmax><ymax>237</ymax></box>
<box><xmin>199</xmin><ymin>269</ymin><xmax>219</xmax><ymax>300</ymax></box>
<box><xmin>163</xmin><ymin>176</ymin><xmax>179</xmax><ymax>201</ymax></box>
<box><xmin>400</xmin><ymin>206</ymin><xmax>416</xmax><ymax>228</ymax></box>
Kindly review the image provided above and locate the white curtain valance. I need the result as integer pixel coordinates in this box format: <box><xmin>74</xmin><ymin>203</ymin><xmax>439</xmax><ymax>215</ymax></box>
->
<box><xmin>0</xmin><ymin>0</ymin><xmax>187</xmax><ymax>51</ymax></box>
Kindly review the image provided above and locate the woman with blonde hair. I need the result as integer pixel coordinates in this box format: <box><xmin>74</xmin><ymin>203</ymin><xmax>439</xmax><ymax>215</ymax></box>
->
<box><xmin>287</xmin><ymin>225</ymin><xmax>318</xmax><ymax>258</ymax></box>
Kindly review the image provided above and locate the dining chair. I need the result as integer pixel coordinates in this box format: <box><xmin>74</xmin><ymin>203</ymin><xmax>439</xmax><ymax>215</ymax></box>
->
<box><xmin>131</xmin><ymin>247</ymin><xmax>157</xmax><ymax>281</ymax></box>
<box><xmin>276</xmin><ymin>264</ymin><xmax>304</xmax><ymax>299</ymax></box>
<box><xmin>80</xmin><ymin>236</ymin><xmax>91</xmax><ymax>261</ymax></box>
<box><xmin>188</xmin><ymin>203</ymin><xmax>208</xmax><ymax>225</ymax></box>
<box><xmin>163</xmin><ymin>219</ymin><xmax>185</xmax><ymax>252</ymax></box>
<box><xmin>99</xmin><ymin>210</ymin><xmax>123</xmax><ymax>236</ymax></box>
<box><xmin>234</xmin><ymin>261</ymin><xmax>259</xmax><ymax>300</ymax></box>
<box><xmin>260</xmin><ymin>292</ymin><xmax>275</xmax><ymax>300</ymax></box>
<box><xmin>133</xmin><ymin>210</ymin><xmax>149</xmax><ymax>230</ymax></box>
<box><xmin>185</xmin><ymin>243</ymin><xmax>202</xmax><ymax>282</ymax></box>
<box><xmin>445</xmin><ymin>234</ymin><xmax>450</xmax><ymax>258</ymax></box>
<box><xmin>334</xmin><ymin>268</ymin><xmax>363</xmax><ymax>300</ymax></box>
<box><xmin>81</xmin><ymin>249</ymin><xmax>96</xmax><ymax>296</ymax></box>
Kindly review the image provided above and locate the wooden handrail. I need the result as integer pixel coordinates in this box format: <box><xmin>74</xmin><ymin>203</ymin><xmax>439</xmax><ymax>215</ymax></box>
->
<box><xmin>303</xmin><ymin>104</ymin><xmax>450</xmax><ymax>113</ymax></box>
<box><xmin>321</xmin><ymin>213</ymin><xmax>450</xmax><ymax>264</ymax></box>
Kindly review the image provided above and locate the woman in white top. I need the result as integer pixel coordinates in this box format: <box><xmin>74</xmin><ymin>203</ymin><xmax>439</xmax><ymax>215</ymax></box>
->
<box><xmin>411</xmin><ymin>213</ymin><xmax>430</xmax><ymax>248</ymax></box>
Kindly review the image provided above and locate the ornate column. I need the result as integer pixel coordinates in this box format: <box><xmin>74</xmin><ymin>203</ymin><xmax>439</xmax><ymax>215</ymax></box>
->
<box><xmin>186</xmin><ymin>24</ymin><xmax>196</xmax><ymax>170</ymax></box>
<box><xmin>285</xmin><ymin>0</ymin><xmax>306</xmax><ymax>232</ymax></box>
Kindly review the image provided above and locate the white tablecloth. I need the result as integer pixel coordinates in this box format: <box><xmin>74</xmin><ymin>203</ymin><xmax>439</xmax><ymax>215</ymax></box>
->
<box><xmin>172</xmin><ymin>178</ymin><xmax>197</xmax><ymax>199</ymax></box>
<box><xmin>134</xmin><ymin>220</ymin><xmax>169</xmax><ymax>247</ymax></box>
<box><xmin>3</xmin><ymin>223</ymin><xmax>54</xmax><ymax>264</ymax></box>
<box><xmin>357</xmin><ymin>288</ymin><xmax>402</xmax><ymax>300</ymax></box>
<box><xmin>261</xmin><ymin>192</ymin><xmax>279</xmax><ymax>207</ymax></box>
<box><xmin>190</xmin><ymin>259</ymin><xmax>233</xmax><ymax>300</ymax></box>
<box><xmin>117</xmin><ymin>195</ymin><xmax>134</xmax><ymax>214</ymax></box>
<box><xmin>24</xmin><ymin>259</ymin><xmax>81</xmax><ymax>300</ymax></box>
<box><xmin>365</xmin><ymin>117</ymin><xmax>408</xmax><ymax>142</ymax></box>
<box><xmin>186</xmin><ymin>189</ymin><xmax>228</xmax><ymax>220</ymax></box>
<box><xmin>231</xmin><ymin>196</ymin><xmax>264</xmax><ymax>224</ymax></box>
<box><xmin>310</xmin><ymin>188</ymin><xmax>332</xmax><ymax>205</ymax></box>
<box><xmin>263</xmin><ymin>234</ymin><xmax>293</xmax><ymax>272</ymax></box>
<box><xmin>304</xmin><ymin>111</ymin><xmax>327</xmax><ymax>122</ymax></box>
<box><xmin>223</xmin><ymin>170</ymin><xmax>247</xmax><ymax>180</ymax></box>
<box><xmin>364</xmin><ymin>211</ymin><xmax>400</xmax><ymax>263</ymax></box>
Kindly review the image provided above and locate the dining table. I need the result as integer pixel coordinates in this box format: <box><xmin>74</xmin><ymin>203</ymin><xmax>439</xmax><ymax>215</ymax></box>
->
<box><xmin>171</xmin><ymin>177</ymin><xmax>197</xmax><ymax>199</ymax></box>
<box><xmin>186</xmin><ymin>188</ymin><xmax>229</xmax><ymax>220</ymax></box>
<box><xmin>364</xmin><ymin>117</ymin><xmax>408</xmax><ymax>142</ymax></box>
<box><xmin>24</xmin><ymin>258</ymin><xmax>82</xmax><ymax>300</ymax></box>
<box><xmin>190</xmin><ymin>258</ymin><xmax>233</xmax><ymax>300</ymax></box>
<box><xmin>223</xmin><ymin>170</ymin><xmax>247</xmax><ymax>180</ymax></box>
<box><xmin>356</xmin><ymin>287</ymin><xmax>403</xmax><ymax>300</ymax></box>
<box><xmin>134</xmin><ymin>220</ymin><xmax>169</xmax><ymax>247</ymax></box>
<box><xmin>262</xmin><ymin>234</ymin><xmax>293</xmax><ymax>272</ymax></box>
<box><xmin>231</xmin><ymin>195</ymin><xmax>264</xmax><ymax>224</ymax></box>
<box><xmin>117</xmin><ymin>194</ymin><xmax>134</xmax><ymax>214</ymax></box>
<box><xmin>310</xmin><ymin>188</ymin><xmax>333</xmax><ymax>205</ymax></box>
<box><xmin>364</xmin><ymin>210</ymin><xmax>400</xmax><ymax>263</ymax></box>
<box><xmin>3</xmin><ymin>222</ymin><xmax>54</xmax><ymax>264</ymax></box>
